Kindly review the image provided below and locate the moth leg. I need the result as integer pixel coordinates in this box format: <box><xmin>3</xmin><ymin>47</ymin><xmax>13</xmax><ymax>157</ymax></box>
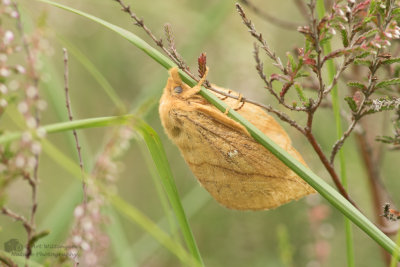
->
<box><xmin>233</xmin><ymin>94</ymin><xmax>245</xmax><ymax>111</ymax></box>
<box><xmin>224</xmin><ymin>106</ymin><xmax>231</xmax><ymax>115</ymax></box>
<box><xmin>224</xmin><ymin>93</ymin><xmax>243</xmax><ymax>114</ymax></box>
<box><xmin>217</xmin><ymin>89</ymin><xmax>231</xmax><ymax>100</ymax></box>
<box><xmin>183</xmin><ymin>67</ymin><xmax>209</xmax><ymax>99</ymax></box>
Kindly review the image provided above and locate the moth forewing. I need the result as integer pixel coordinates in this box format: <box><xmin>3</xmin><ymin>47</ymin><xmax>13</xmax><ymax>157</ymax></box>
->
<box><xmin>159</xmin><ymin>67</ymin><xmax>315</xmax><ymax>210</ymax></box>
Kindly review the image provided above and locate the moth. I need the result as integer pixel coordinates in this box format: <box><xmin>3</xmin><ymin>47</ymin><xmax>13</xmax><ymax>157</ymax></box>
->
<box><xmin>159</xmin><ymin>67</ymin><xmax>315</xmax><ymax>210</ymax></box>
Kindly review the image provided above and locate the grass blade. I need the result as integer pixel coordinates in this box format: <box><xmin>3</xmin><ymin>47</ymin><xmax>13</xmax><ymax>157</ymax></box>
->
<box><xmin>135</xmin><ymin>120</ymin><xmax>204</xmax><ymax>266</ymax></box>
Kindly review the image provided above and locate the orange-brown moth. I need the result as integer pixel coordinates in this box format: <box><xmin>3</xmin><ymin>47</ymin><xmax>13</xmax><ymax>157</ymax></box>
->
<box><xmin>159</xmin><ymin>67</ymin><xmax>315</xmax><ymax>210</ymax></box>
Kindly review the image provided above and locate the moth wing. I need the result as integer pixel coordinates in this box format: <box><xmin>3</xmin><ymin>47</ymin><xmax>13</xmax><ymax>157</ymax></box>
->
<box><xmin>171</xmin><ymin>106</ymin><xmax>315</xmax><ymax>210</ymax></box>
<box><xmin>211</xmin><ymin>85</ymin><xmax>307</xmax><ymax>166</ymax></box>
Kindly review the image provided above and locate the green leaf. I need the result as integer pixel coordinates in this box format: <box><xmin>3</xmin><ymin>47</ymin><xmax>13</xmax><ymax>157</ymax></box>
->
<box><xmin>375</xmin><ymin>135</ymin><xmax>397</xmax><ymax>144</ymax></box>
<box><xmin>354</xmin><ymin>59</ymin><xmax>373</xmax><ymax>66</ymax></box>
<box><xmin>287</xmin><ymin>52</ymin><xmax>297</xmax><ymax>73</ymax></box>
<box><xmin>381</xmin><ymin>57</ymin><xmax>400</xmax><ymax>65</ymax></box>
<box><xmin>375</xmin><ymin>78</ymin><xmax>400</xmax><ymax>89</ymax></box>
<box><xmin>345</xmin><ymin>96</ymin><xmax>358</xmax><ymax>112</ymax></box>
<box><xmin>355</xmin><ymin>51</ymin><xmax>371</xmax><ymax>59</ymax></box>
<box><xmin>363</xmin><ymin>28</ymin><xmax>379</xmax><ymax>38</ymax></box>
<box><xmin>340</xmin><ymin>29</ymin><xmax>349</xmax><ymax>47</ymax></box>
<box><xmin>369</xmin><ymin>0</ymin><xmax>377</xmax><ymax>15</ymax></box>
<box><xmin>347</xmin><ymin>81</ymin><xmax>367</xmax><ymax>91</ymax></box>
<box><xmin>294</xmin><ymin>71</ymin><xmax>310</xmax><ymax>79</ymax></box>
<box><xmin>294</xmin><ymin>83</ymin><xmax>306</xmax><ymax>102</ymax></box>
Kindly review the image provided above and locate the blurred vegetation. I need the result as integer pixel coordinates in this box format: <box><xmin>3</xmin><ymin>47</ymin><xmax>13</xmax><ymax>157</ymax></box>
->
<box><xmin>1</xmin><ymin>0</ymin><xmax>399</xmax><ymax>266</ymax></box>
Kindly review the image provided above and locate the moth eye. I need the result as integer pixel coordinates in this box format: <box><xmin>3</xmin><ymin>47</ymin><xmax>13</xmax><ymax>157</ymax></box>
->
<box><xmin>174</xmin><ymin>86</ymin><xmax>183</xmax><ymax>94</ymax></box>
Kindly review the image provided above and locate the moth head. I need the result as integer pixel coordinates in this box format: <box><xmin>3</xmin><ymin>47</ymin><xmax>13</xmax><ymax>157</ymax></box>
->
<box><xmin>166</xmin><ymin>67</ymin><xmax>192</xmax><ymax>99</ymax></box>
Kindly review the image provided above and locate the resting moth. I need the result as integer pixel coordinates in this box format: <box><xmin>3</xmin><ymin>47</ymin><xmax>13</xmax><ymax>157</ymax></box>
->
<box><xmin>159</xmin><ymin>67</ymin><xmax>315</xmax><ymax>210</ymax></box>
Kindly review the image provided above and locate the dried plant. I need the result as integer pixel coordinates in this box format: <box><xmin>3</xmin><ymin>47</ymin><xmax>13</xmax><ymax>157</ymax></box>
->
<box><xmin>0</xmin><ymin>1</ymin><xmax>49</xmax><ymax>264</ymax></box>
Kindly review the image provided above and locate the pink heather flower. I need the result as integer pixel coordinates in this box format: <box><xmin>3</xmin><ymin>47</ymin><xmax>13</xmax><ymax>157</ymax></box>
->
<box><xmin>81</xmin><ymin>241</ymin><xmax>90</xmax><ymax>251</ymax></box>
<box><xmin>10</xmin><ymin>11</ymin><xmax>19</xmax><ymax>19</ymax></box>
<box><xmin>26</xmin><ymin>116</ymin><xmax>37</xmax><ymax>128</ymax></box>
<box><xmin>27</xmin><ymin>156</ymin><xmax>37</xmax><ymax>169</ymax></box>
<box><xmin>0</xmin><ymin>99</ymin><xmax>7</xmax><ymax>107</ymax></box>
<box><xmin>0</xmin><ymin>67</ymin><xmax>11</xmax><ymax>77</ymax></box>
<box><xmin>21</xmin><ymin>131</ymin><xmax>32</xmax><ymax>143</ymax></box>
<box><xmin>72</xmin><ymin>235</ymin><xmax>82</xmax><ymax>245</ymax></box>
<box><xmin>18</xmin><ymin>101</ymin><xmax>28</xmax><ymax>114</ymax></box>
<box><xmin>0</xmin><ymin>84</ymin><xmax>7</xmax><ymax>94</ymax></box>
<box><xmin>3</xmin><ymin>30</ymin><xmax>14</xmax><ymax>44</ymax></box>
<box><xmin>31</xmin><ymin>142</ymin><xmax>42</xmax><ymax>154</ymax></box>
<box><xmin>15</xmin><ymin>155</ymin><xmax>25</xmax><ymax>168</ymax></box>
<box><xmin>74</xmin><ymin>205</ymin><xmax>85</xmax><ymax>218</ymax></box>
<box><xmin>15</xmin><ymin>65</ymin><xmax>26</xmax><ymax>74</ymax></box>
<box><xmin>26</xmin><ymin>86</ymin><xmax>37</xmax><ymax>98</ymax></box>
<box><xmin>384</xmin><ymin>32</ymin><xmax>393</xmax><ymax>39</ymax></box>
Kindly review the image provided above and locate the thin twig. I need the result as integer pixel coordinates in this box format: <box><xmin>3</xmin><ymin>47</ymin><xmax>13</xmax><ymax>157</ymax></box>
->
<box><xmin>322</xmin><ymin>56</ymin><xmax>353</xmax><ymax>97</ymax></box>
<box><xmin>63</xmin><ymin>48</ymin><xmax>87</xmax><ymax>206</ymax></box>
<box><xmin>239</xmin><ymin>0</ymin><xmax>300</xmax><ymax>30</ymax></box>
<box><xmin>113</xmin><ymin>0</ymin><xmax>303</xmax><ymax>131</ymax></box>
<box><xmin>330</xmin><ymin>117</ymin><xmax>358</xmax><ymax>164</ymax></box>
<box><xmin>114</xmin><ymin>0</ymin><xmax>192</xmax><ymax>75</ymax></box>
<box><xmin>0</xmin><ymin>254</ymin><xmax>18</xmax><ymax>267</ymax></box>
<box><xmin>304</xmin><ymin>128</ymin><xmax>358</xmax><ymax>208</ymax></box>
<box><xmin>207</xmin><ymin>84</ymin><xmax>305</xmax><ymax>134</ymax></box>
<box><xmin>253</xmin><ymin>43</ymin><xmax>308</xmax><ymax>111</ymax></box>
<box><xmin>12</xmin><ymin>2</ymin><xmax>41</xmax><ymax>262</ymax></box>
<box><xmin>164</xmin><ymin>23</ymin><xmax>189</xmax><ymax>71</ymax></box>
<box><xmin>236</xmin><ymin>3</ymin><xmax>285</xmax><ymax>73</ymax></box>
<box><xmin>1</xmin><ymin>207</ymin><xmax>32</xmax><ymax>232</ymax></box>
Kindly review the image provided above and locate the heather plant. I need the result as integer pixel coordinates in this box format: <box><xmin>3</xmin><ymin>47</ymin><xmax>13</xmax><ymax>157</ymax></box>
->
<box><xmin>1</xmin><ymin>0</ymin><xmax>400</xmax><ymax>266</ymax></box>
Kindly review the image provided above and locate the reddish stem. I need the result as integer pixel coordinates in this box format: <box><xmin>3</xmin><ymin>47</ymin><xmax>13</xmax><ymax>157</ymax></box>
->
<box><xmin>304</xmin><ymin>129</ymin><xmax>358</xmax><ymax>208</ymax></box>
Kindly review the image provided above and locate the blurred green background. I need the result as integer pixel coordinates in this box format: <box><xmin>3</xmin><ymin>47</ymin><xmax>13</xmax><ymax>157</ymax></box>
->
<box><xmin>1</xmin><ymin>0</ymin><xmax>399</xmax><ymax>266</ymax></box>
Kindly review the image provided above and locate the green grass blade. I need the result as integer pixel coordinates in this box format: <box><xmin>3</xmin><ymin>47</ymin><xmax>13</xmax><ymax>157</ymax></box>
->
<box><xmin>139</xmin><ymin>140</ymin><xmax>179</xmax><ymax>240</ymax></box>
<box><xmin>34</xmin><ymin>0</ymin><xmax>400</xmax><ymax>259</ymax></box>
<box><xmin>316</xmin><ymin>1</ymin><xmax>355</xmax><ymax>266</ymax></box>
<box><xmin>135</xmin><ymin>120</ymin><xmax>204</xmax><ymax>266</ymax></box>
<box><xmin>36</xmin><ymin>0</ymin><xmax>174</xmax><ymax>69</ymax></box>
<box><xmin>0</xmin><ymin>115</ymin><xmax>133</xmax><ymax>145</ymax></box>
<box><xmin>132</xmin><ymin>186</ymin><xmax>209</xmax><ymax>265</ymax></box>
<box><xmin>277</xmin><ymin>224</ymin><xmax>294</xmax><ymax>267</ymax></box>
<box><xmin>390</xmin><ymin>230</ymin><xmax>400</xmax><ymax>267</ymax></box>
<box><xmin>106</xmin><ymin>193</ymin><xmax>200</xmax><ymax>267</ymax></box>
